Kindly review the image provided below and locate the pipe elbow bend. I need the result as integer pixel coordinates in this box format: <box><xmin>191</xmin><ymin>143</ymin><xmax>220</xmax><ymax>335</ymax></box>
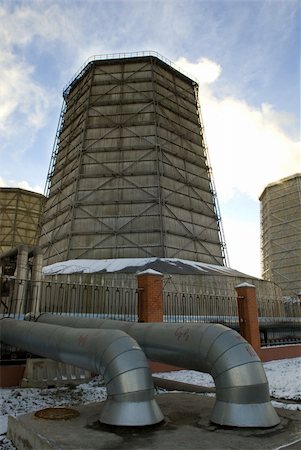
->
<box><xmin>202</xmin><ymin>326</ymin><xmax>280</xmax><ymax>427</ymax></box>
<box><xmin>97</xmin><ymin>333</ymin><xmax>164</xmax><ymax>426</ymax></box>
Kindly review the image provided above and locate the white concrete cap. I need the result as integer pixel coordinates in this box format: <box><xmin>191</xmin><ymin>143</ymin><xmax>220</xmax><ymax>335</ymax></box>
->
<box><xmin>235</xmin><ymin>282</ymin><xmax>255</xmax><ymax>288</ymax></box>
<box><xmin>136</xmin><ymin>269</ymin><xmax>163</xmax><ymax>276</ymax></box>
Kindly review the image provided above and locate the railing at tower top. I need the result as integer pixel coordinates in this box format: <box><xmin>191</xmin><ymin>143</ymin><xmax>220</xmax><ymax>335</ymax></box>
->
<box><xmin>62</xmin><ymin>51</ymin><xmax>198</xmax><ymax>97</ymax></box>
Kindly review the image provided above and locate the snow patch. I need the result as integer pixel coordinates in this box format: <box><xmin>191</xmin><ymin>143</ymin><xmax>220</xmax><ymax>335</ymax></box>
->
<box><xmin>43</xmin><ymin>257</ymin><xmax>249</xmax><ymax>276</ymax></box>
<box><xmin>43</xmin><ymin>258</ymin><xmax>157</xmax><ymax>274</ymax></box>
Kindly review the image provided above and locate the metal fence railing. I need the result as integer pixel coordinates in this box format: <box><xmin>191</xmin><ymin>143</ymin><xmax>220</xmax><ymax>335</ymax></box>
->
<box><xmin>257</xmin><ymin>296</ymin><xmax>301</xmax><ymax>346</ymax></box>
<box><xmin>163</xmin><ymin>291</ymin><xmax>238</xmax><ymax>328</ymax></box>
<box><xmin>163</xmin><ymin>286</ymin><xmax>301</xmax><ymax>347</ymax></box>
<box><xmin>0</xmin><ymin>278</ymin><xmax>138</xmax><ymax>322</ymax></box>
<box><xmin>1</xmin><ymin>277</ymin><xmax>300</xmax><ymax>349</ymax></box>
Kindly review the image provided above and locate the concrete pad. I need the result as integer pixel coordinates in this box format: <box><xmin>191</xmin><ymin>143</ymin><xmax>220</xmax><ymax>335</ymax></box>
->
<box><xmin>8</xmin><ymin>394</ymin><xmax>301</xmax><ymax>450</ymax></box>
<box><xmin>20</xmin><ymin>358</ymin><xmax>92</xmax><ymax>388</ymax></box>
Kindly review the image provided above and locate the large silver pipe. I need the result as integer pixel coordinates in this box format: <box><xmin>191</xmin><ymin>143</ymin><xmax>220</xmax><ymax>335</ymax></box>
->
<box><xmin>36</xmin><ymin>314</ymin><xmax>280</xmax><ymax>428</ymax></box>
<box><xmin>0</xmin><ymin>318</ymin><xmax>163</xmax><ymax>426</ymax></box>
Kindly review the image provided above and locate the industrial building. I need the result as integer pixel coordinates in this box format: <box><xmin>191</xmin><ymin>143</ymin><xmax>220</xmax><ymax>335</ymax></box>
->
<box><xmin>260</xmin><ymin>173</ymin><xmax>301</xmax><ymax>298</ymax></box>
<box><xmin>0</xmin><ymin>187</ymin><xmax>45</xmax><ymax>255</ymax></box>
<box><xmin>39</xmin><ymin>53</ymin><xmax>227</xmax><ymax>266</ymax></box>
<box><xmin>0</xmin><ymin>54</ymin><xmax>298</xmax><ymax>357</ymax></box>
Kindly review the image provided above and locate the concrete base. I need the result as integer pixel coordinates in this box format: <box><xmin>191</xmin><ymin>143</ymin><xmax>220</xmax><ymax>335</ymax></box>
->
<box><xmin>21</xmin><ymin>358</ymin><xmax>92</xmax><ymax>388</ymax></box>
<box><xmin>8</xmin><ymin>394</ymin><xmax>301</xmax><ymax>450</ymax></box>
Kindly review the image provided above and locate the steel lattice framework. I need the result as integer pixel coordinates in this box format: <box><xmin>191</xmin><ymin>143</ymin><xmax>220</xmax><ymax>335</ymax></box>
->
<box><xmin>0</xmin><ymin>188</ymin><xmax>45</xmax><ymax>254</ymax></box>
<box><xmin>40</xmin><ymin>54</ymin><xmax>228</xmax><ymax>265</ymax></box>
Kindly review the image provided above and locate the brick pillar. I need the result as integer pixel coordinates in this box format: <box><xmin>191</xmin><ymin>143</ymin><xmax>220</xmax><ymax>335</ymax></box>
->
<box><xmin>136</xmin><ymin>269</ymin><xmax>164</xmax><ymax>322</ymax></box>
<box><xmin>235</xmin><ymin>282</ymin><xmax>261</xmax><ymax>352</ymax></box>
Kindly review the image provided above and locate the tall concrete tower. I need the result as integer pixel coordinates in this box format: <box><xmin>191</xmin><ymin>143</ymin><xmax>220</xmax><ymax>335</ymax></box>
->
<box><xmin>260</xmin><ymin>173</ymin><xmax>301</xmax><ymax>297</ymax></box>
<box><xmin>40</xmin><ymin>53</ymin><xmax>227</xmax><ymax>266</ymax></box>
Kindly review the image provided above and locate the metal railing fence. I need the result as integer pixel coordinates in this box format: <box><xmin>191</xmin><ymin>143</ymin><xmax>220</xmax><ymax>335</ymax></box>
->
<box><xmin>163</xmin><ymin>284</ymin><xmax>301</xmax><ymax>346</ymax></box>
<box><xmin>0</xmin><ymin>278</ymin><xmax>138</xmax><ymax>321</ymax></box>
<box><xmin>1</xmin><ymin>277</ymin><xmax>300</xmax><ymax>348</ymax></box>
<box><xmin>63</xmin><ymin>51</ymin><xmax>199</xmax><ymax>97</ymax></box>
<box><xmin>163</xmin><ymin>290</ymin><xmax>238</xmax><ymax>328</ymax></box>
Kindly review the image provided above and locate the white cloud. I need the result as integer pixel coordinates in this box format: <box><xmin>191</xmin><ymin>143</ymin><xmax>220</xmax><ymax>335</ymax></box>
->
<box><xmin>175</xmin><ymin>56</ymin><xmax>300</xmax><ymax>275</ymax></box>
<box><xmin>0</xmin><ymin>53</ymin><xmax>50</xmax><ymax>134</ymax></box>
<box><xmin>176</xmin><ymin>57</ymin><xmax>221</xmax><ymax>85</ymax></box>
<box><xmin>0</xmin><ymin>3</ymin><xmax>79</xmax><ymax>49</ymax></box>
<box><xmin>0</xmin><ymin>8</ymin><xmax>55</xmax><ymax>152</ymax></box>
<box><xmin>0</xmin><ymin>2</ymin><xmax>85</xmax><ymax>146</ymax></box>
<box><xmin>0</xmin><ymin>176</ymin><xmax>43</xmax><ymax>194</ymax></box>
<box><xmin>176</xmin><ymin>57</ymin><xmax>300</xmax><ymax>201</ymax></box>
<box><xmin>222</xmin><ymin>214</ymin><xmax>261</xmax><ymax>277</ymax></box>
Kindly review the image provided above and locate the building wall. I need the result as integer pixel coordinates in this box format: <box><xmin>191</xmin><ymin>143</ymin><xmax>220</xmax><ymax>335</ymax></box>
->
<box><xmin>0</xmin><ymin>188</ymin><xmax>45</xmax><ymax>254</ymax></box>
<box><xmin>40</xmin><ymin>56</ymin><xmax>225</xmax><ymax>265</ymax></box>
<box><xmin>260</xmin><ymin>174</ymin><xmax>301</xmax><ymax>297</ymax></box>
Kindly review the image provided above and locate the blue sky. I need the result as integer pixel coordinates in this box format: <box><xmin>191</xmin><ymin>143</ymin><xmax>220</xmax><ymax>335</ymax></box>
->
<box><xmin>0</xmin><ymin>0</ymin><xmax>300</xmax><ymax>277</ymax></box>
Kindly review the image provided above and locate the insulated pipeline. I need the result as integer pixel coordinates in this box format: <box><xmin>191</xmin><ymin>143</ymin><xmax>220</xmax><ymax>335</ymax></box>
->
<box><xmin>0</xmin><ymin>318</ymin><xmax>163</xmax><ymax>426</ymax></box>
<box><xmin>36</xmin><ymin>314</ymin><xmax>280</xmax><ymax>428</ymax></box>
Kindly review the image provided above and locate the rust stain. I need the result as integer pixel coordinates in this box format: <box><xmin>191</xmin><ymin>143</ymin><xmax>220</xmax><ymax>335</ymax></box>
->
<box><xmin>78</xmin><ymin>334</ymin><xmax>88</xmax><ymax>346</ymax></box>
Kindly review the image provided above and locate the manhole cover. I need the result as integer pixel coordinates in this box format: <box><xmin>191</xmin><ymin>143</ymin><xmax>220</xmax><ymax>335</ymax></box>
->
<box><xmin>34</xmin><ymin>407</ymin><xmax>80</xmax><ymax>420</ymax></box>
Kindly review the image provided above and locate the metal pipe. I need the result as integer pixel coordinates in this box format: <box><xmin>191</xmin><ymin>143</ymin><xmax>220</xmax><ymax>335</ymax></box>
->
<box><xmin>0</xmin><ymin>318</ymin><xmax>163</xmax><ymax>426</ymax></box>
<box><xmin>36</xmin><ymin>314</ymin><xmax>280</xmax><ymax>428</ymax></box>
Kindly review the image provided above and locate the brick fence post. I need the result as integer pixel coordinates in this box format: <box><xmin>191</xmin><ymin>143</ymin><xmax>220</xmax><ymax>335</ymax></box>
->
<box><xmin>235</xmin><ymin>282</ymin><xmax>261</xmax><ymax>352</ymax></box>
<box><xmin>136</xmin><ymin>269</ymin><xmax>164</xmax><ymax>322</ymax></box>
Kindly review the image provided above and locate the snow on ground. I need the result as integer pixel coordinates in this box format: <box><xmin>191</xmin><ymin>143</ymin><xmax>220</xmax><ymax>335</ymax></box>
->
<box><xmin>263</xmin><ymin>357</ymin><xmax>301</xmax><ymax>401</ymax></box>
<box><xmin>154</xmin><ymin>369</ymin><xmax>215</xmax><ymax>388</ymax></box>
<box><xmin>0</xmin><ymin>377</ymin><xmax>107</xmax><ymax>449</ymax></box>
<box><xmin>154</xmin><ymin>358</ymin><xmax>301</xmax><ymax>404</ymax></box>
<box><xmin>0</xmin><ymin>358</ymin><xmax>300</xmax><ymax>449</ymax></box>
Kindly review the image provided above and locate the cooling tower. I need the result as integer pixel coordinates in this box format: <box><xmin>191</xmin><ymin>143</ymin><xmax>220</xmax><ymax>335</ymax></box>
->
<box><xmin>40</xmin><ymin>53</ymin><xmax>227</xmax><ymax>266</ymax></box>
<box><xmin>0</xmin><ymin>188</ymin><xmax>45</xmax><ymax>254</ymax></box>
<box><xmin>260</xmin><ymin>173</ymin><xmax>301</xmax><ymax>297</ymax></box>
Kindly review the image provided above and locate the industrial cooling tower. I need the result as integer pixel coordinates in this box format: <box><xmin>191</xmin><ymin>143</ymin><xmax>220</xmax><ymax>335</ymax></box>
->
<box><xmin>260</xmin><ymin>173</ymin><xmax>301</xmax><ymax>297</ymax></box>
<box><xmin>0</xmin><ymin>188</ymin><xmax>45</xmax><ymax>254</ymax></box>
<box><xmin>39</xmin><ymin>53</ymin><xmax>227</xmax><ymax>266</ymax></box>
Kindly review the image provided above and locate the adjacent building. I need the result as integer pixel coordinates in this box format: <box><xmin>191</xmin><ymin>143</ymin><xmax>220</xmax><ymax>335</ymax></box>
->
<box><xmin>260</xmin><ymin>173</ymin><xmax>301</xmax><ymax>297</ymax></box>
<box><xmin>0</xmin><ymin>187</ymin><xmax>45</xmax><ymax>255</ymax></box>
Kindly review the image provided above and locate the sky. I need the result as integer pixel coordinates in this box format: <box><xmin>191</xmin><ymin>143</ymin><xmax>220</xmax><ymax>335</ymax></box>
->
<box><xmin>0</xmin><ymin>0</ymin><xmax>300</xmax><ymax>277</ymax></box>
